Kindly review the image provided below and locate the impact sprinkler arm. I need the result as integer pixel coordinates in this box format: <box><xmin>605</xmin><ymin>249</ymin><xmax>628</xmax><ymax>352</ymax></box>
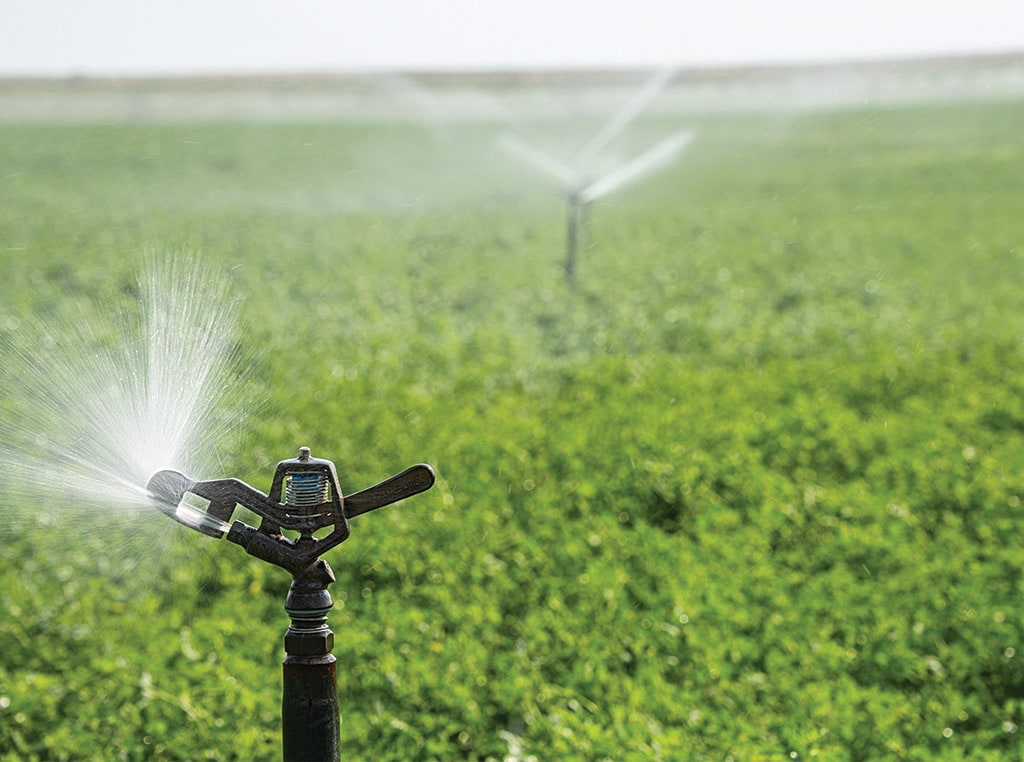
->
<box><xmin>147</xmin><ymin>450</ymin><xmax>435</xmax><ymax>576</ymax></box>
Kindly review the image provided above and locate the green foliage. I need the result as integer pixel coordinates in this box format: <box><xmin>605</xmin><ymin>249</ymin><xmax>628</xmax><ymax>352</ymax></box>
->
<box><xmin>2</xmin><ymin>93</ymin><xmax>1024</xmax><ymax>759</ymax></box>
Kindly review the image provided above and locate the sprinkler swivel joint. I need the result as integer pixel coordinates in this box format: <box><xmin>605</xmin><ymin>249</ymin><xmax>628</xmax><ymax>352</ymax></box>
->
<box><xmin>147</xmin><ymin>446</ymin><xmax>435</xmax><ymax>576</ymax></box>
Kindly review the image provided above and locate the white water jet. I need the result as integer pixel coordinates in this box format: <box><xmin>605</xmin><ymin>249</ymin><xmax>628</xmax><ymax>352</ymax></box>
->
<box><xmin>497</xmin><ymin>134</ymin><xmax>581</xmax><ymax>188</ymax></box>
<box><xmin>573</xmin><ymin>67</ymin><xmax>677</xmax><ymax>171</ymax></box>
<box><xmin>0</xmin><ymin>255</ymin><xmax>240</xmax><ymax>532</ymax></box>
<box><xmin>578</xmin><ymin>129</ymin><xmax>693</xmax><ymax>203</ymax></box>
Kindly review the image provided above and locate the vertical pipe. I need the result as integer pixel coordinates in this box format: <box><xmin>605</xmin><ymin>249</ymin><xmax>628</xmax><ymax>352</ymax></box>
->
<box><xmin>580</xmin><ymin>198</ymin><xmax>592</xmax><ymax>257</ymax></box>
<box><xmin>282</xmin><ymin>560</ymin><xmax>341</xmax><ymax>762</ymax></box>
<box><xmin>282</xmin><ymin>653</ymin><xmax>340</xmax><ymax>761</ymax></box>
<box><xmin>565</xmin><ymin>189</ymin><xmax>580</xmax><ymax>289</ymax></box>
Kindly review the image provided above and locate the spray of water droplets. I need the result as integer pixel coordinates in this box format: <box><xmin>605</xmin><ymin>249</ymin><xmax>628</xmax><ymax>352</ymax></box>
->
<box><xmin>0</xmin><ymin>255</ymin><xmax>241</xmax><ymax>522</ymax></box>
<box><xmin>497</xmin><ymin>68</ymin><xmax>693</xmax><ymax>204</ymax></box>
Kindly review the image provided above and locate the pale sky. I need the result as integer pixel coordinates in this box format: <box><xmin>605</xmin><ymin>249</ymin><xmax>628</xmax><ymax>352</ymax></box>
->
<box><xmin>2</xmin><ymin>1</ymin><xmax>1023</xmax><ymax>77</ymax></box>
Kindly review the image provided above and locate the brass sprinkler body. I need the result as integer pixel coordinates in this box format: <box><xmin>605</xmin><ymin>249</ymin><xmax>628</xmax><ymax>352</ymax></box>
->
<box><xmin>147</xmin><ymin>447</ymin><xmax>434</xmax><ymax>576</ymax></box>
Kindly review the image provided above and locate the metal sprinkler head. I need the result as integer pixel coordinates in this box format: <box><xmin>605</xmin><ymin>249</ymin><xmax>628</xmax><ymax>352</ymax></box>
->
<box><xmin>147</xmin><ymin>447</ymin><xmax>435</xmax><ymax>578</ymax></box>
<box><xmin>149</xmin><ymin>447</ymin><xmax>434</xmax><ymax>761</ymax></box>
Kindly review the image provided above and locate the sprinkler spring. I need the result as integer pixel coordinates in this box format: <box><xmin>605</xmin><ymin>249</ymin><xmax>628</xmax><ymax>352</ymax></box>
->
<box><xmin>285</xmin><ymin>460</ymin><xmax>331</xmax><ymax>512</ymax></box>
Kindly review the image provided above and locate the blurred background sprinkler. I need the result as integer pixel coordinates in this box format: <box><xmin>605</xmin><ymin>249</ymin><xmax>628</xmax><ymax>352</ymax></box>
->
<box><xmin>148</xmin><ymin>447</ymin><xmax>435</xmax><ymax>762</ymax></box>
<box><xmin>498</xmin><ymin>68</ymin><xmax>693</xmax><ymax>288</ymax></box>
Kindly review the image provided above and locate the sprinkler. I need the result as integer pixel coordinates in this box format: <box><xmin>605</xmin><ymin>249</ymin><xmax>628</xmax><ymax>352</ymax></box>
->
<box><xmin>148</xmin><ymin>447</ymin><xmax>435</xmax><ymax>762</ymax></box>
<box><xmin>497</xmin><ymin>68</ymin><xmax>692</xmax><ymax>288</ymax></box>
<box><xmin>502</xmin><ymin>129</ymin><xmax>692</xmax><ymax>288</ymax></box>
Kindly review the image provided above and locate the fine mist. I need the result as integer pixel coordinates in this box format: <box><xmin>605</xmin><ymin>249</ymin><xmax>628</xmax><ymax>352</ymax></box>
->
<box><xmin>0</xmin><ymin>255</ymin><xmax>242</xmax><ymax>523</ymax></box>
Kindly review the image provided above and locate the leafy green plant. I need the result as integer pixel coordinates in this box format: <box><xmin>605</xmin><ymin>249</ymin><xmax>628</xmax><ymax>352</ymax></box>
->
<box><xmin>1</xmin><ymin>92</ymin><xmax>1024</xmax><ymax>759</ymax></box>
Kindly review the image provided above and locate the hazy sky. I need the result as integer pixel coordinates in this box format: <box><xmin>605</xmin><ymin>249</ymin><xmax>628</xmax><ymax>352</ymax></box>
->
<box><xmin>3</xmin><ymin>1</ymin><xmax>1023</xmax><ymax>76</ymax></box>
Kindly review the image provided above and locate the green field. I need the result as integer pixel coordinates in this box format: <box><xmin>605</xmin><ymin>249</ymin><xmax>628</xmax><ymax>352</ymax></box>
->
<box><xmin>2</xmin><ymin>82</ymin><xmax>1024</xmax><ymax>760</ymax></box>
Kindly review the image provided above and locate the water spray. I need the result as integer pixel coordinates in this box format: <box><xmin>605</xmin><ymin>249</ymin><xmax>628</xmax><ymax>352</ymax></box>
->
<box><xmin>148</xmin><ymin>447</ymin><xmax>435</xmax><ymax>762</ymax></box>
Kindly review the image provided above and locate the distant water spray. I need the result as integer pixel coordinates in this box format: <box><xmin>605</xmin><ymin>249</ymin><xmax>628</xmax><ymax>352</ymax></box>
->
<box><xmin>0</xmin><ymin>256</ymin><xmax>239</xmax><ymax>532</ymax></box>
<box><xmin>497</xmin><ymin>134</ymin><xmax>580</xmax><ymax>188</ymax></box>
<box><xmin>498</xmin><ymin>67</ymin><xmax>685</xmax><ymax>192</ymax></box>
<box><xmin>577</xmin><ymin>129</ymin><xmax>693</xmax><ymax>203</ymax></box>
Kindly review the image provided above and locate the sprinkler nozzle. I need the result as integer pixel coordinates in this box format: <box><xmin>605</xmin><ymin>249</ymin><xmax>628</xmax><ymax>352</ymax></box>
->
<box><xmin>147</xmin><ymin>468</ymin><xmax>228</xmax><ymax>538</ymax></box>
<box><xmin>148</xmin><ymin>468</ymin><xmax>194</xmax><ymax>509</ymax></box>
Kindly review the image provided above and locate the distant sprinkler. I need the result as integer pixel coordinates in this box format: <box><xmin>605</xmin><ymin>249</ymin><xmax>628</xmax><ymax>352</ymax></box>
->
<box><xmin>148</xmin><ymin>447</ymin><xmax>435</xmax><ymax>762</ymax></box>
<box><xmin>498</xmin><ymin>68</ymin><xmax>693</xmax><ymax>288</ymax></box>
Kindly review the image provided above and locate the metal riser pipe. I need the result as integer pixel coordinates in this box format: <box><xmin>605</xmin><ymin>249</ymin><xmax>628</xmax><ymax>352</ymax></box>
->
<box><xmin>282</xmin><ymin>658</ymin><xmax>341</xmax><ymax>762</ymax></box>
